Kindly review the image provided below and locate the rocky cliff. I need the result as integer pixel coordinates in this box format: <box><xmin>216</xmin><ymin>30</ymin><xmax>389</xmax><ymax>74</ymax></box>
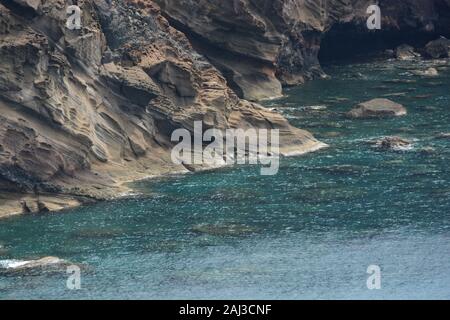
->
<box><xmin>156</xmin><ymin>0</ymin><xmax>450</xmax><ymax>100</ymax></box>
<box><xmin>0</xmin><ymin>0</ymin><xmax>324</xmax><ymax>216</ymax></box>
<box><xmin>1</xmin><ymin>0</ymin><xmax>449</xmax><ymax>216</ymax></box>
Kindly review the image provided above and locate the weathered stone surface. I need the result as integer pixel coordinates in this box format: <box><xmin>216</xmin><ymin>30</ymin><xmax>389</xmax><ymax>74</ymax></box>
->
<box><xmin>0</xmin><ymin>244</ymin><xmax>8</xmax><ymax>256</ymax></box>
<box><xmin>347</xmin><ymin>99</ymin><xmax>407</xmax><ymax>119</ymax></box>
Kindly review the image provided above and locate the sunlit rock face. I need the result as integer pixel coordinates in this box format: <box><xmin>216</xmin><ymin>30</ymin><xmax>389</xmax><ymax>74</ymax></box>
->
<box><xmin>155</xmin><ymin>0</ymin><xmax>450</xmax><ymax>100</ymax></box>
<box><xmin>0</xmin><ymin>0</ymin><xmax>323</xmax><ymax>215</ymax></box>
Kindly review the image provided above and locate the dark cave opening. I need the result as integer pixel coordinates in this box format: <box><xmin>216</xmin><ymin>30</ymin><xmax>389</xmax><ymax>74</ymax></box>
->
<box><xmin>0</xmin><ymin>0</ymin><xmax>38</xmax><ymax>19</ymax></box>
<box><xmin>318</xmin><ymin>23</ymin><xmax>450</xmax><ymax>65</ymax></box>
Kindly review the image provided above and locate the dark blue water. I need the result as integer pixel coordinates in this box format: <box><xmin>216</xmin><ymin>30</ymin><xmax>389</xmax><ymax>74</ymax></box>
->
<box><xmin>1</xmin><ymin>58</ymin><xmax>449</xmax><ymax>299</ymax></box>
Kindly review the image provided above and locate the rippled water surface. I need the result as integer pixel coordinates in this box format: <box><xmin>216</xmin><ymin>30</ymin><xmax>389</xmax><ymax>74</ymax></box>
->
<box><xmin>1</xmin><ymin>58</ymin><xmax>450</xmax><ymax>299</ymax></box>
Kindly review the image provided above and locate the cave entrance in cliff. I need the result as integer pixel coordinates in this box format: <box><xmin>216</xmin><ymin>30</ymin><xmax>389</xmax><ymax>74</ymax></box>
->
<box><xmin>318</xmin><ymin>23</ymin><xmax>446</xmax><ymax>64</ymax></box>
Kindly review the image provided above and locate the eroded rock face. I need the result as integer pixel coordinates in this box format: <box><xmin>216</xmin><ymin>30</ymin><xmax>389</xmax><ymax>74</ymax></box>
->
<box><xmin>155</xmin><ymin>0</ymin><xmax>450</xmax><ymax>100</ymax></box>
<box><xmin>347</xmin><ymin>99</ymin><xmax>407</xmax><ymax>119</ymax></box>
<box><xmin>0</xmin><ymin>0</ymin><xmax>325</xmax><ymax>215</ymax></box>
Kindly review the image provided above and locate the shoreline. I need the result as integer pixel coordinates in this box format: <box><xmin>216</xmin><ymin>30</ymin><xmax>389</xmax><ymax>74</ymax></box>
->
<box><xmin>0</xmin><ymin>140</ymin><xmax>328</xmax><ymax>220</ymax></box>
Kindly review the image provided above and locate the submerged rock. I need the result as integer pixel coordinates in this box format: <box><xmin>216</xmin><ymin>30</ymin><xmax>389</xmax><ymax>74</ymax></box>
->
<box><xmin>293</xmin><ymin>186</ymin><xmax>367</xmax><ymax>204</ymax></box>
<box><xmin>70</xmin><ymin>228</ymin><xmax>124</xmax><ymax>240</ymax></box>
<box><xmin>318</xmin><ymin>131</ymin><xmax>343</xmax><ymax>138</ymax></box>
<box><xmin>395</xmin><ymin>44</ymin><xmax>421</xmax><ymax>60</ymax></box>
<box><xmin>424</xmin><ymin>37</ymin><xmax>450</xmax><ymax>59</ymax></box>
<box><xmin>0</xmin><ymin>256</ymin><xmax>80</xmax><ymax>276</ymax></box>
<box><xmin>309</xmin><ymin>165</ymin><xmax>367</xmax><ymax>175</ymax></box>
<box><xmin>347</xmin><ymin>99</ymin><xmax>407</xmax><ymax>119</ymax></box>
<box><xmin>419</xmin><ymin>147</ymin><xmax>436</xmax><ymax>155</ymax></box>
<box><xmin>413</xmin><ymin>94</ymin><xmax>433</xmax><ymax>99</ymax></box>
<box><xmin>435</xmin><ymin>133</ymin><xmax>450</xmax><ymax>140</ymax></box>
<box><xmin>300</xmin><ymin>105</ymin><xmax>328</xmax><ymax>111</ymax></box>
<box><xmin>0</xmin><ymin>244</ymin><xmax>8</xmax><ymax>256</ymax></box>
<box><xmin>191</xmin><ymin>223</ymin><xmax>257</xmax><ymax>237</ymax></box>
<box><xmin>413</xmin><ymin>67</ymin><xmax>439</xmax><ymax>77</ymax></box>
<box><xmin>368</xmin><ymin>136</ymin><xmax>413</xmax><ymax>151</ymax></box>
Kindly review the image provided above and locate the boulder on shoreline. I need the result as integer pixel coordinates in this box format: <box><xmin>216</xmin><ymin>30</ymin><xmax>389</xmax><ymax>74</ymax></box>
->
<box><xmin>347</xmin><ymin>99</ymin><xmax>407</xmax><ymax>119</ymax></box>
<box><xmin>425</xmin><ymin>37</ymin><xmax>450</xmax><ymax>59</ymax></box>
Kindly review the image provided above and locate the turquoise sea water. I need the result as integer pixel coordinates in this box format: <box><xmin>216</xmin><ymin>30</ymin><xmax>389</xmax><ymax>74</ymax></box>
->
<box><xmin>1</xmin><ymin>58</ymin><xmax>450</xmax><ymax>299</ymax></box>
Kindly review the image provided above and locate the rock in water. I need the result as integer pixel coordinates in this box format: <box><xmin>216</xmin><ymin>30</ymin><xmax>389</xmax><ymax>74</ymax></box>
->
<box><xmin>425</xmin><ymin>37</ymin><xmax>450</xmax><ymax>59</ymax></box>
<box><xmin>0</xmin><ymin>256</ymin><xmax>78</xmax><ymax>276</ymax></box>
<box><xmin>347</xmin><ymin>99</ymin><xmax>407</xmax><ymax>119</ymax></box>
<box><xmin>368</xmin><ymin>136</ymin><xmax>413</xmax><ymax>151</ymax></box>
<box><xmin>435</xmin><ymin>133</ymin><xmax>450</xmax><ymax>140</ymax></box>
<box><xmin>419</xmin><ymin>147</ymin><xmax>436</xmax><ymax>155</ymax></box>
<box><xmin>413</xmin><ymin>68</ymin><xmax>439</xmax><ymax>77</ymax></box>
<box><xmin>191</xmin><ymin>223</ymin><xmax>257</xmax><ymax>237</ymax></box>
<box><xmin>395</xmin><ymin>44</ymin><xmax>420</xmax><ymax>60</ymax></box>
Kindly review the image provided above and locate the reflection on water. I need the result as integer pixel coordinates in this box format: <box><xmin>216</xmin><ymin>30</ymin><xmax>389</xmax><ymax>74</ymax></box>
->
<box><xmin>1</xmin><ymin>58</ymin><xmax>450</xmax><ymax>299</ymax></box>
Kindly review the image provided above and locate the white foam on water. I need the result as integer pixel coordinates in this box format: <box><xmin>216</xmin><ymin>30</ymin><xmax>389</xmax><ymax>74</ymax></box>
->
<box><xmin>0</xmin><ymin>259</ymin><xmax>31</xmax><ymax>269</ymax></box>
